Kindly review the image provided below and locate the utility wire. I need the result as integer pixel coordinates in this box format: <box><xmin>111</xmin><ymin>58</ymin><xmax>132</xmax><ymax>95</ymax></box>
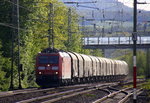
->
<box><xmin>3</xmin><ymin>0</ymin><xmax>33</xmax><ymax>12</ymax></box>
<box><xmin>1</xmin><ymin>0</ymin><xmax>50</xmax><ymax>25</ymax></box>
<box><xmin>0</xmin><ymin>21</ymin><xmax>50</xmax><ymax>36</ymax></box>
<box><xmin>3</xmin><ymin>0</ymin><xmax>49</xmax><ymax>20</ymax></box>
<box><xmin>0</xmin><ymin>22</ymin><xmax>29</xmax><ymax>32</ymax></box>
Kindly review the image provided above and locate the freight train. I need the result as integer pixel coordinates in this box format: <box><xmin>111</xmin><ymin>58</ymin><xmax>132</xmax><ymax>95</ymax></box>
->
<box><xmin>35</xmin><ymin>48</ymin><xmax>128</xmax><ymax>87</ymax></box>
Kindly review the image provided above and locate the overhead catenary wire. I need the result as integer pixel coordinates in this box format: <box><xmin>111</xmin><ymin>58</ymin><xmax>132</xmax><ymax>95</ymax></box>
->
<box><xmin>2</xmin><ymin>0</ymin><xmax>148</xmax><ymax>34</ymax></box>
<box><xmin>0</xmin><ymin>21</ymin><xmax>49</xmax><ymax>33</ymax></box>
<box><xmin>103</xmin><ymin>1</ymin><xmax>127</xmax><ymax>35</ymax></box>
<box><xmin>2</xmin><ymin>0</ymin><xmax>71</xmax><ymax>25</ymax></box>
<box><xmin>0</xmin><ymin>0</ymin><xmax>51</xmax><ymax>32</ymax></box>
<box><xmin>3</xmin><ymin>0</ymin><xmax>49</xmax><ymax>20</ymax></box>
<box><xmin>0</xmin><ymin>22</ymin><xmax>29</xmax><ymax>31</ymax></box>
<box><xmin>3</xmin><ymin>0</ymin><xmax>33</xmax><ymax>12</ymax></box>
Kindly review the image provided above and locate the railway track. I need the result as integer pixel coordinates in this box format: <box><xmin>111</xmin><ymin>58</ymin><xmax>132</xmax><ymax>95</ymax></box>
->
<box><xmin>0</xmin><ymin>84</ymin><xmax>91</xmax><ymax>103</ymax></box>
<box><xmin>93</xmin><ymin>86</ymin><xmax>143</xmax><ymax>103</ymax></box>
<box><xmin>0</xmin><ymin>79</ymin><xmax>145</xmax><ymax>103</ymax></box>
<box><xmin>0</xmin><ymin>82</ymin><xmax>117</xmax><ymax>103</ymax></box>
<box><xmin>17</xmin><ymin>83</ymin><xmax>117</xmax><ymax>103</ymax></box>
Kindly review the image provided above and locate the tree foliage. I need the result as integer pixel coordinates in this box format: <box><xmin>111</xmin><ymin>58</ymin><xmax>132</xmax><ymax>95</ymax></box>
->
<box><xmin>20</xmin><ymin>0</ymin><xmax>87</xmax><ymax>87</ymax></box>
<box><xmin>0</xmin><ymin>0</ymin><xmax>104</xmax><ymax>90</ymax></box>
<box><xmin>118</xmin><ymin>50</ymin><xmax>148</xmax><ymax>77</ymax></box>
<box><xmin>0</xmin><ymin>41</ymin><xmax>11</xmax><ymax>91</ymax></box>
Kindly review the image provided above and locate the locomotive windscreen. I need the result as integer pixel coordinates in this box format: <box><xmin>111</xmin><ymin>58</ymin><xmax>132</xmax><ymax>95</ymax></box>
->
<box><xmin>38</xmin><ymin>56</ymin><xmax>59</xmax><ymax>64</ymax></box>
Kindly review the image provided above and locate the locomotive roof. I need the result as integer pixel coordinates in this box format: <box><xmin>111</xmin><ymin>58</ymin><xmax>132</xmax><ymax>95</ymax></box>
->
<box><xmin>59</xmin><ymin>52</ymin><xmax>70</xmax><ymax>57</ymax></box>
<box><xmin>40</xmin><ymin>48</ymin><xmax>127</xmax><ymax>64</ymax></box>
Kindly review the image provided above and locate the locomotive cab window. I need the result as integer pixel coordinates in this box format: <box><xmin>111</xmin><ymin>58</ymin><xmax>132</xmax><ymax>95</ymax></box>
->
<box><xmin>49</xmin><ymin>56</ymin><xmax>59</xmax><ymax>64</ymax></box>
<box><xmin>39</xmin><ymin>56</ymin><xmax>59</xmax><ymax>64</ymax></box>
<box><xmin>39</xmin><ymin>56</ymin><xmax>49</xmax><ymax>64</ymax></box>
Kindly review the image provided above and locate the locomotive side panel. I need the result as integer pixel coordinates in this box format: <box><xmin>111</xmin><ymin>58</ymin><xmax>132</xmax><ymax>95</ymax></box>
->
<box><xmin>106</xmin><ymin>59</ymin><xmax>111</xmax><ymax>76</ymax></box>
<box><xmin>110</xmin><ymin>60</ymin><xmax>115</xmax><ymax>76</ymax></box>
<box><xmin>67</xmin><ymin>52</ymin><xmax>78</xmax><ymax>78</ymax></box>
<box><xmin>59</xmin><ymin>52</ymin><xmax>71</xmax><ymax>79</ymax></box>
<box><xmin>80</xmin><ymin>54</ymin><xmax>92</xmax><ymax>77</ymax></box>
<box><xmin>99</xmin><ymin>58</ymin><xmax>105</xmax><ymax>76</ymax></box>
<box><xmin>98</xmin><ymin>58</ymin><xmax>103</xmax><ymax>76</ymax></box>
<box><xmin>114</xmin><ymin>60</ymin><xmax>118</xmax><ymax>75</ymax></box>
<box><xmin>123</xmin><ymin>61</ymin><xmax>129</xmax><ymax>75</ymax></box>
<box><xmin>109</xmin><ymin>59</ymin><xmax>113</xmax><ymax>76</ymax></box>
<box><xmin>89</xmin><ymin>56</ymin><xmax>96</xmax><ymax>76</ymax></box>
<box><xmin>125</xmin><ymin>62</ymin><xmax>129</xmax><ymax>75</ymax></box>
<box><xmin>121</xmin><ymin>61</ymin><xmax>128</xmax><ymax>76</ymax></box>
<box><xmin>95</xmin><ymin>57</ymin><xmax>100</xmax><ymax>76</ymax></box>
<box><xmin>114</xmin><ymin>60</ymin><xmax>119</xmax><ymax>75</ymax></box>
<box><xmin>72</xmin><ymin>52</ymin><xmax>84</xmax><ymax>78</ymax></box>
<box><xmin>103</xmin><ymin>58</ymin><xmax>107</xmax><ymax>76</ymax></box>
<box><xmin>120</xmin><ymin>61</ymin><xmax>124</xmax><ymax>75</ymax></box>
<box><xmin>118</xmin><ymin>61</ymin><xmax>122</xmax><ymax>75</ymax></box>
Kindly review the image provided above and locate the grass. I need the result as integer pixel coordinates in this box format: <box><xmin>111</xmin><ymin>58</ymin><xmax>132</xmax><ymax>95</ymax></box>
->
<box><xmin>140</xmin><ymin>79</ymin><xmax>150</xmax><ymax>101</ymax></box>
<box><xmin>141</xmin><ymin>79</ymin><xmax>150</xmax><ymax>90</ymax></box>
<box><xmin>137</xmin><ymin>75</ymin><xmax>145</xmax><ymax>79</ymax></box>
<box><xmin>123</xmin><ymin>84</ymin><xmax>133</xmax><ymax>88</ymax></box>
<box><xmin>84</xmin><ymin>93</ymin><xmax>96</xmax><ymax>97</ymax></box>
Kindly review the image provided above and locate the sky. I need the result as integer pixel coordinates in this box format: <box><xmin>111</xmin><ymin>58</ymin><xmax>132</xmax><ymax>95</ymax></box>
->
<box><xmin>118</xmin><ymin>0</ymin><xmax>150</xmax><ymax>11</ymax></box>
<box><xmin>61</xmin><ymin>0</ymin><xmax>150</xmax><ymax>11</ymax></box>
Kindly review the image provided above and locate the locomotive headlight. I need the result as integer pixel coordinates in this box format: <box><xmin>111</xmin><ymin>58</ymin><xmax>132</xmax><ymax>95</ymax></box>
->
<box><xmin>39</xmin><ymin>72</ymin><xmax>42</xmax><ymax>74</ymax></box>
<box><xmin>52</xmin><ymin>66</ymin><xmax>58</xmax><ymax>70</ymax></box>
<box><xmin>47</xmin><ymin>64</ymin><xmax>50</xmax><ymax>67</ymax></box>
<box><xmin>55</xmin><ymin>72</ymin><xmax>58</xmax><ymax>74</ymax></box>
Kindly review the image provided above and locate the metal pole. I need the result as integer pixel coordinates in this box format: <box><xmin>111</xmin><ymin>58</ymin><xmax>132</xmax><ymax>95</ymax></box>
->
<box><xmin>82</xmin><ymin>16</ymin><xmax>85</xmax><ymax>50</ymax></box>
<box><xmin>17</xmin><ymin>0</ymin><xmax>22</xmax><ymax>89</ymax></box>
<box><xmin>133</xmin><ymin>0</ymin><xmax>137</xmax><ymax>102</ymax></box>
<box><xmin>102</xmin><ymin>26</ymin><xmax>104</xmax><ymax>37</ymax></box>
<box><xmin>93</xmin><ymin>23</ymin><xmax>96</xmax><ymax>35</ymax></box>
<box><xmin>82</xmin><ymin>16</ymin><xmax>85</xmax><ymax>35</ymax></box>
<box><xmin>50</xmin><ymin>3</ymin><xmax>54</xmax><ymax>50</ymax></box>
<box><xmin>146</xmin><ymin>49</ymin><xmax>150</xmax><ymax>78</ymax></box>
<box><xmin>102</xmin><ymin>25</ymin><xmax>105</xmax><ymax>56</ymax></box>
<box><xmin>68</xmin><ymin>8</ymin><xmax>71</xmax><ymax>44</ymax></box>
<box><xmin>48</xmin><ymin>3</ymin><xmax>54</xmax><ymax>49</ymax></box>
<box><xmin>9</xmin><ymin>0</ymin><xmax>15</xmax><ymax>90</ymax></box>
<box><xmin>48</xmin><ymin>4</ymin><xmax>51</xmax><ymax>48</ymax></box>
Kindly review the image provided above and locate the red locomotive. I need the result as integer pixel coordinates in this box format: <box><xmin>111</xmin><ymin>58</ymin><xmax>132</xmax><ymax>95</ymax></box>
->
<box><xmin>35</xmin><ymin>48</ymin><xmax>128</xmax><ymax>87</ymax></box>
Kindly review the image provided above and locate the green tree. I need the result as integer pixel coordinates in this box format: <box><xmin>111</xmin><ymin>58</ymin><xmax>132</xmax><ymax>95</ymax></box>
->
<box><xmin>18</xmin><ymin>0</ymin><xmax>84</xmax><ymax>87</ymax></box>
<box><xmin>0</xmin><ymin>41</ymin><xmax>11</xmax><ymax>91</ymax></box>
<box><xmin>0</xmin><ymin>0</ymin><xmax>103</xmax><ymax>90</ymax></box>
<box><xmin>118</xmin><ymin>50</ymin><xmax>147</xmax><ymax>77</ymax></box>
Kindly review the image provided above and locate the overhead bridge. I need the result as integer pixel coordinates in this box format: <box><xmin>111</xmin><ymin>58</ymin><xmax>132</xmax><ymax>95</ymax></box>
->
<box><xmin>83</xmin><ymin>36</ymin><xmax>150</xmax><ymax>49</ymax></box>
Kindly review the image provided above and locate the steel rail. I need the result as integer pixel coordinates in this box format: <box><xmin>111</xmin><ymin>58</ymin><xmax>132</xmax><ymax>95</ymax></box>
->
<box><xmin>17</xmin><ymin>83</ymin><xmax>117</xmax><ymax>103</ymax></box>
<box><xmin>17</xmin><ymin>87</ymin><xmax>94</xmax><ymax>103</ymax></box>
<box><xmin>0</xmin><ymin>87</ymin><xmax>55</xmax><ymax>98</ymax></box>
<box><xmin>118</xmin><ymin>88</ymin><xmax>143</xmax><ymax>103</ymax></box>
<box><xmin>92</xmin><ymin>87</ymin><xmax>132</xmax><ymax>103</ymax></box>
<box><xmin>41</xmin><ymin>84</ymin><xmax>116</xmax><ymax>103</ymax></box>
